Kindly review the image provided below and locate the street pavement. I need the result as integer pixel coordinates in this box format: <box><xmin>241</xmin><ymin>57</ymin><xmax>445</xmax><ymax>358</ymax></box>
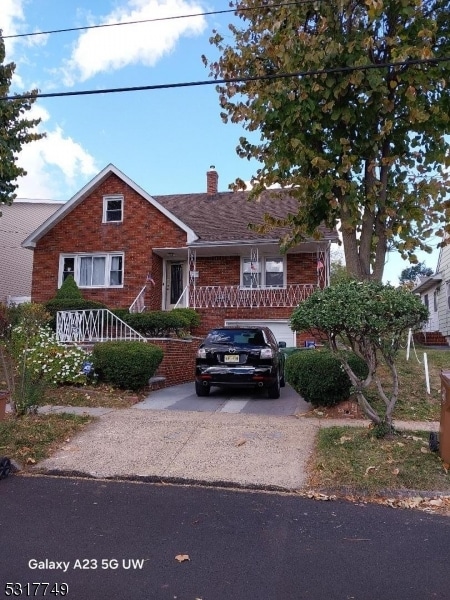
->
<box><xmin>1</xmin><ymin>475</ymin><xmax>450</xmax><ymax>600</ymax></box>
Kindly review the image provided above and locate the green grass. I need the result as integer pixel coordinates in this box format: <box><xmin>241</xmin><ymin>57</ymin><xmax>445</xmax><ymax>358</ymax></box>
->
<box><xmin>309</xmin><ymin>426</ymin><xmax>450</xmax><ymax>493</ymax></box>
<box><xmin>367</xmin><ymin>347</ymin><xmax>445</xmax><ymax>422</ymax></box>
<box><xmin>0</xmin><ymin>413</ymin><xmax>92</xmax><ymax>467</ymax></box>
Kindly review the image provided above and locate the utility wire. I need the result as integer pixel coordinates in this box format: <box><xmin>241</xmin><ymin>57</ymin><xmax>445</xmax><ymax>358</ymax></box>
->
<box><xmin>4</xmin><ymin>55</ymin><xmax>450</xmax><ymax>101</ymax></box>
<box><xmin>1</xmin><ymin>1</ymin><xmax>313</xmax><ymax>39</ymax></box>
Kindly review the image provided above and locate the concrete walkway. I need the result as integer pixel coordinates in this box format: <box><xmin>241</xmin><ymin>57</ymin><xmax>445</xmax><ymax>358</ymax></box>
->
<box><xmin>20</xmin><ymin>391</ymin><xmax>439</xmax><ymax>492</ymax></box>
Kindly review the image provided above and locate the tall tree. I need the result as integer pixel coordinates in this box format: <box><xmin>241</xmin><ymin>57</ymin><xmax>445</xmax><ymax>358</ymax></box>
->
<box><xmin>399</xmin><ymin>261</ymin><xmax>433</xmax><ymax>287</ymax></box>
<box><xmin>0</xmin><ymin>33</ymin><xmax>44</xmax><ymax>211</ymax></box>
<box><xmin>204</xmin><ymin>0</ymin><xmax>450</xmax><ymax>281</ymax></box>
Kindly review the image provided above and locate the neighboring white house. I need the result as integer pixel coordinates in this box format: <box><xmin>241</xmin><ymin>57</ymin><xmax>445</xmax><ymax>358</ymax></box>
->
<box><xmin>1</xmin><ymin>199</ymin><xmax>63</xmax><ymax>304</ymax></box>
<box><xmin>412</xmin><ymin>244</ymin><xmax>449</xmax><ymax>345</ymax></box>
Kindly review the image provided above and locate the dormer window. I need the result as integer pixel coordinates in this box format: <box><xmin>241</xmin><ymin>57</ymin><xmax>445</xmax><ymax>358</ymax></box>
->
<box><xmin>103</xmin><ymin>195</ymin><xmax>123</xmax><ymax>223</ymax></box>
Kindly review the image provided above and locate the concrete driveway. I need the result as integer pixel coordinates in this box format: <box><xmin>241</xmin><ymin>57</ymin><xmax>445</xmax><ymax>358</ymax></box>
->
<box><xmin>133</xmin><ymin>381</ymin><xmax>311</xmax><ymax>417</ymax></box>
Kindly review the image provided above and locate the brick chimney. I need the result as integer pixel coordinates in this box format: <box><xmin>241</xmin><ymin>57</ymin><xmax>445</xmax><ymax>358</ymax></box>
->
<box><xmin>206</xmin><ymin>165</ymin><xmax>218</xmax><ymax>196</ymax></box>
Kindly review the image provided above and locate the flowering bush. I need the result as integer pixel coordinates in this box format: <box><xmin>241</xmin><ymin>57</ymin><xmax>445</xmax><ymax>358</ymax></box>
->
<box><xmin>12</xmin><ymin>325</ymin><xmax>90</xmax><ymax>386</ymax></box>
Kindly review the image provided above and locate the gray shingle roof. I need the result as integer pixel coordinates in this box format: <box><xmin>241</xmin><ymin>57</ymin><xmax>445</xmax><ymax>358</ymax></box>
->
<box><xmin>155</xmin><ymin>190</ymin><xmax>338</xmax><ymax>244</ymax></box>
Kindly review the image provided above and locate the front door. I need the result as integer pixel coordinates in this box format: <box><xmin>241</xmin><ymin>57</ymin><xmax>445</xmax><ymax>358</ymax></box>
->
<box><xmin>165</xmin><ymin>262</ymin><xmax>186</xmax><ymax>309</ymax></box>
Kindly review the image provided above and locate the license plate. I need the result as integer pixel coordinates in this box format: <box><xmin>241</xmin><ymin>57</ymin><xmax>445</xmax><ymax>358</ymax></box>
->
<box><xmin>224</xmin><ymin>354</ymin><xmax>240</xmax><ymax>363</ymax></box>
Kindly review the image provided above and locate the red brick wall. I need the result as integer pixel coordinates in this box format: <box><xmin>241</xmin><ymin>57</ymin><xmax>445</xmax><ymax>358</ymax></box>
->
<box><xmin>194</xmin><ymin>254</ymin><xmax>318</xmax><ymax>287</ymax></box>
<box><xmin>31</xmin><ymin>174</ymin><xmax>186</xmax><ymax>307</ymax></box>
<box><xmin>149</xmin><ymin>338</ymin><xmax>200</xmax><ymax>386</ymax></box>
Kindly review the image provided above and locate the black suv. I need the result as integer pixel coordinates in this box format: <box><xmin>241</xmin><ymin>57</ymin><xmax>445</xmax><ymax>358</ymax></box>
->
<box><xmin>195</xmin><ymin>326</ymin><xmax>286</xmax><ymax>399</ymax></box>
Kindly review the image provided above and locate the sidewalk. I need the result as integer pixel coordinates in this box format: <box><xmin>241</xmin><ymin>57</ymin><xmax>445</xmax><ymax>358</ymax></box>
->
<box><xmin>25</xmin><ymin>400</ymin><xmax>439</xmax><ymax>492</ymax></box>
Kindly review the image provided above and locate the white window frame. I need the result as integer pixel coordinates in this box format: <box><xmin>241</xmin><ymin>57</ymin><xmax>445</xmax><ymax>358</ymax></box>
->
<box><xmin>103</xmin><ymin>195</ymin><xmax>124</xmax><ymax>223</ymax></box>
<box><xmin>241</xmin><ymin>255</ymin><xmax>286</xmax><ymax>289</ymax></box>
<box><xmin>59</xmin><ymin>253</ymin><xmax>124</xmax><ymax>289</ymax></box>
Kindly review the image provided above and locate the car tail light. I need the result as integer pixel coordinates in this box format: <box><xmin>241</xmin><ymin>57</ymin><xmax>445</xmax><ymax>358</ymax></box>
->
<box><xmin>197</xmin><ymin>348</ymin><xmax>206</xmax><ymax>359</ymax></box>
<box><xmin>260</xmin><ymin>348</ymin><xmax>273</xmax><ymax>359</ymax></box>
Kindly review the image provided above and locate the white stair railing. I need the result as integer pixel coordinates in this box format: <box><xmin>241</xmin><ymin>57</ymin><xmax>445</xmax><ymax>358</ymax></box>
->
<box><xmin>56</xmin><ymin>309</ymin><xmax>145</xmax><ymax>343</ymax></box>
<box><xmin>129</xmin><ymin>285</ymin><xmax>147</xmax><ymax>313</ymax></box>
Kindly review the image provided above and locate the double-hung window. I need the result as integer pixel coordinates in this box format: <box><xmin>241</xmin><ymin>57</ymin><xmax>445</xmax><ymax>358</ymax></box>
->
<box><xmin>242</xmin><ymin>256</ymin><xmax>285</xmax><ymax>288</ymax></box>
<box><xmin>103</xmin><ymin>195</ymin><xmax>123</xmax><ymax>223</ymax></box>
<box><xmin>60</xmin><ymin>253</ymin><xmax>124</xmax><ymax>288</ymax></box>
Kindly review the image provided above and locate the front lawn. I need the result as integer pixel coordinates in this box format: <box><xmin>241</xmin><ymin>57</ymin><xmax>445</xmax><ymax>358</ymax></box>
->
<box><xmin>308</xmin><ymin>425</ymin><xmax>450</xmax><ymax>494</ymax></box>
<box><xmin>0</xmin><ymin>413</ymin><xmax>92</xmax><ymax>467</ymax></box>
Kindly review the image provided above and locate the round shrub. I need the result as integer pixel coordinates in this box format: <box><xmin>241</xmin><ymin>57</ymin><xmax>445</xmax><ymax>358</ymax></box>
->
<box><xmin>285</xmin><ymin>349</ymin><xmax>368</xmax><ymax>407</ymax></box>
<box><xmin>92</xmin><ymin>341</ymin><xmax>163</xmax><ymax>391</ymax></box>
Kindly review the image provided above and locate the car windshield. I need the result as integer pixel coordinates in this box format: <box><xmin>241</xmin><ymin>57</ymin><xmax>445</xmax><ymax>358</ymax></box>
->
<box><xmin>205</xmin><ymin>329</ymin><xmax>266</xmax><ymax>345</ymax></box>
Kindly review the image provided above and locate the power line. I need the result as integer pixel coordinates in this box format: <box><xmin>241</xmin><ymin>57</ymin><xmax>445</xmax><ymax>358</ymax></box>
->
<box><xmin>1</xmin><ymin>1</ymin><xmax>311</xmax><ymax>40</ymax></box>
<box><xmin>4</xmin><ymin>55</ymin><xmax>450</xmax><ymax>101</ymax></box>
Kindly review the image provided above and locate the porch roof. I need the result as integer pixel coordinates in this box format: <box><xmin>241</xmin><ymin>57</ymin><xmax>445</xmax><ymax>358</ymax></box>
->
<box><xmin>412</xmin><ymin>274</ymin><xmax>442</xmax><ymax>294</ymax></box>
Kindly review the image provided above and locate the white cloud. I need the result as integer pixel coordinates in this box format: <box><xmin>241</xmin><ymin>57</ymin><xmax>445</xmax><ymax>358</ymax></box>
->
<box><xmin>61</xmin><ymin>0</ymin><xmax>207</xmax><ymax>85</ymax></box>
<box><xmin>0</xmin><ymin>0</ymin><xmax>25</xmax><ymax>57</ymax></box>
<box><xmin>14</xmin><ymin>106</ymin><xmax>98</xmax><ymax>200</ymax></box>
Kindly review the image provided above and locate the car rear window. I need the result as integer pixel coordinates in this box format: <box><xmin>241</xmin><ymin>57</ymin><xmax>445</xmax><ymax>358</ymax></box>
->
<box><xmin>205</xmin><ymin>329</ymin><xmax>266</xmax><ymax>345</ymax></box>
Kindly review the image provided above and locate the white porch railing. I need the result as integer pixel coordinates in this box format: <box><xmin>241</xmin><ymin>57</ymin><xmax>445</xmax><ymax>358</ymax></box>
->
<box><xmin>189</xmin><ymin>284</ymin><xmax>317</xmax><ymax>309</ymax></box>
<box><xmin>56</xmin><ymin>309</ymin><xmax>145</xmax><ymax>343</ymax></box>
<box><xmin>129</xmin><ymin>285</ymin><xmax>147</xmax><ymax>313</ymax></box>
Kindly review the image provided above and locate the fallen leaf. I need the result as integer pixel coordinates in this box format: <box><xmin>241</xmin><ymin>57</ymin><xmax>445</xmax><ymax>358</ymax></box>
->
<box><xmin>307</xmin><ymin>492</ymin><xmax>336</xmax><ymax>501</ymax></box>
<box><xmin>428</xmin><ymin>499</ymin><xmax>443</xmax><ymax>507</ymax></box>
<box><xmin>365</xmin><ymin>466</ymin><xmax>377</xmax><ymax>476</ymax></box>
<box><xmin>396</xmin><ymin>442</ymin><xmax>405</xmax><ymax>447</ymax></box>
<box><xmin>420</xmin><ymin>447</ymin><xmax>429</xmax><ymax>454</ymax></box>
<box><xmin>26</xmin><ymin>457</ymin><xmax>36</xmax><ymax>465</ymax></box>
<box><xmin>175</xmin><ymin>554</ymin><xmax>190</xmax><ymax>563</ymax></box>
<box><xmin>339</xmin><ymin>436</ymin><xmax>352</xmax><ymax>444</ymax></box>
<box><xmin>236</xmin><ymin>439</ymin><xmax>247</xmax><ymax>447</ymax></box>
<box><xmin>392</xmin><ymin>468</ymin><xmax>400</xmax><ymax>475</ymax></box>
<box><xmin>443</xmin><ymin>463</ymin><xmax>449</xmax><ymax>473</ymax></box>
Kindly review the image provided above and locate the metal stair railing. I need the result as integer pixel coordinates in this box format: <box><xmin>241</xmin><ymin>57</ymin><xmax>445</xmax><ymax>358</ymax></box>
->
<box><xmin>129</xmin><ymin>284</ymin><xmax>147</xmax><ymax>313</ymax></box>
<box><xmin>56</xmin><ymin>309</ymin><xmax>145</xmax><ymax>343</ymax></box>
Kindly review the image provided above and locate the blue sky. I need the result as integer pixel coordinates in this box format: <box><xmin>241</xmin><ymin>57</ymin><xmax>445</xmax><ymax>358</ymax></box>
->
<box><xmin>1</xmin><ymin>0</ymin><xmax>441</xmax><ymax>283</ymax></box>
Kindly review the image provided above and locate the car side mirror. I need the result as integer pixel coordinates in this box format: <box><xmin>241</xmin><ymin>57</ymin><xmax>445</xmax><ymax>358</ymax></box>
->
<box><xmin>278</xmin><ymin>341</ymin><xmax>287</xmax><ymax>348</ymax></box>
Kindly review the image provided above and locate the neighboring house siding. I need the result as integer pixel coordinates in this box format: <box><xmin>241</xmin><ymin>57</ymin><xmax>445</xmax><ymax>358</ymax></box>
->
<box><xmin>437</xmin><ymin>246</ymin><xmax>450</xmax><ymax>338</ymax></box>
<box><xmin>1</xmin><ymin>201</ymin><xmax>62</xmax><ymax>304</ymax></box>
<box><xmin>31</xmin><ymin>174</ymin><xmax>186</xmax><ymax>306</ymax></box>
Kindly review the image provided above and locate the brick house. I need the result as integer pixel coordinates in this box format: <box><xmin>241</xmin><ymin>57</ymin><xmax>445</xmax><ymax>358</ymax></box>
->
<box><xmin>22</xmin><ymin>164</ymin><xmax>338</xmax><ymax>346</ymax></box>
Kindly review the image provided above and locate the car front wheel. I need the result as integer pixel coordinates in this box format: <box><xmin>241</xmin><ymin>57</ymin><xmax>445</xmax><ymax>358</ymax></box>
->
<box><xmin>195</xmin><ymin>381</ymin><xmax>210</xmax><ymax>397</ymax></box>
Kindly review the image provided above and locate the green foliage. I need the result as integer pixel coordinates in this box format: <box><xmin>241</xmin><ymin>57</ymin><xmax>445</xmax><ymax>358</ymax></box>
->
<box><xmin>122</xmin><ymin>311</ymin><xmax>191</xmax><ymax>337</ymax></box>
<box><xmin>204</xmin><ymin>1</ymin><xmax>450</xmax><ymax>281</ymax></box>
<box><xmin>286</xmin><ymin>349</ymin><xmax>368</xmax><ymax>407</ymax></box>
<box><xmin>0</xmin><ymin>37</ymin><xmax>45</xmax><ymax>209</ymax></box>
<box><xmin>92</xmin><ymin>341</ymin><xmax>164</xmax><ymax>390</ymax></box>
<box><xmin>291</xmin><ymin>280</ymin><xmax>429</xmax><ymax>347</ymax></box>
<box><xmin>399</xmin><ymin>262</ymin><xmax>433</xmax><ymax>286</ymax></box>
<box><xmin>171</xmin><ymin>308</ymin><xmax>201</xmax><ymax>330</ymax></box>
<box><xmin>55</xmin><ymin>275</ymin><xmax>83</xmax><ymax>299</ymax></box>
<box><xmin>290</xmin><ymin>280</ymin><xmax>429</xmax><ymax>430</ymax></box>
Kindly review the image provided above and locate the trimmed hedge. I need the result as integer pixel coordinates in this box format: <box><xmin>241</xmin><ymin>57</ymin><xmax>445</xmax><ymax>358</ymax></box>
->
<box><xmin>121</xmin><ymin>310</ymin><xmax>193</xmax><ymax>337</ymax></box>
<box><xmin>285</xmin><ymin>349</ymin><xmax>369</xmax><ymax>407</ymax></box>
<box><xmin>92</xmin><ymin>341</ymin><xmax>164</xmax><ymax>390</ymax></box>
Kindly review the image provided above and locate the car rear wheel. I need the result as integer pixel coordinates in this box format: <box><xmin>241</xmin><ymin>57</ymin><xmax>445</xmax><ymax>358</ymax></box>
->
<box><xmin>195</xmin><ymin>381</ymin><xmax>210</xmax><ymax>397</ymax></box>
<box><xmin>267</xmin><ymin>373</ymin><xmax>281</xmax><ymax>399</ymax></box>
